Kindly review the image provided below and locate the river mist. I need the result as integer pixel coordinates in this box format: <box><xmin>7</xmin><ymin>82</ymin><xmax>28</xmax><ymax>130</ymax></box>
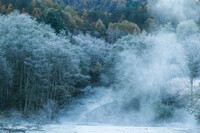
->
<box><xmin>58</xmin><ymin>0</ymin><xmax>200</xmax><ymax>128</ymax></box>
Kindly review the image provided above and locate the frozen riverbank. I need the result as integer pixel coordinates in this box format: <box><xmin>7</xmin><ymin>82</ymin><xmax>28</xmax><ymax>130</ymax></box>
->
<box><xmin>0</xmin><ymin>124</ymin><xmax>199</xmax><ymax>133</ymax></box>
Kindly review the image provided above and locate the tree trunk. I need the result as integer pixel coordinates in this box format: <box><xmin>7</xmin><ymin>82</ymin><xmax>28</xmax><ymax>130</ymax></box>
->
<box><xmin>190</xmin><ymin>77</ymin><xmax>194</xmax><ymax>101</ymax></box>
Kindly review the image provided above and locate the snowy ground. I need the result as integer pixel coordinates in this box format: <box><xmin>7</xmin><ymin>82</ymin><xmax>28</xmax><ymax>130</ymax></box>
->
<box><xmin>0</xmin><ymin>124</ymin><xmax>200</xmax><ymax>133</ymax></box>
<box><xmin>31</xmin><ymin>125</ymin><xmax>200</xmax><ymax>133</ymax></box>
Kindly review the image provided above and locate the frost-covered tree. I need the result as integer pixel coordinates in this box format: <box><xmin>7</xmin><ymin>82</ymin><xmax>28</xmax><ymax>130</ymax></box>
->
<box><xmin>176</xmin><ymin>20</ymin><xmax>200</xmax><ymax>120</ymax></box>
<box><xmin>0</xmin><ymin>12</ymin><xmax>90</xmax><ymax>114</ymax></box>
<box><xmin>72</xmin><ymin>34</ymin><xmax>110</xmax><ymax>84</ymax></box>
<box><xmin>177</xmin><ymin>20</ymin><xmax>200</xmax><ymax>96</ymax></box>
<box><xmin>106</xmin><ymin>28</ymin><xmax>127</xmax><ymax>44</ymax></box>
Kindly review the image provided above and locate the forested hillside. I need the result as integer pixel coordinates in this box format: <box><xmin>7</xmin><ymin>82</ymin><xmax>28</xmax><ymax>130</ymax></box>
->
<box><xmin>1</xmin><ymin>0</ymin><xmax>200</xmax><ymax>127</ymax></box>
<box><xmin>0</xmin><ymin>0</ymin><xmax>152</xmax><ymax>43</ymax></box>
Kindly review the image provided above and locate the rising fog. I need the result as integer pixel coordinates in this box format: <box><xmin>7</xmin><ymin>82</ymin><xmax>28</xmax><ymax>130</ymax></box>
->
<box><xmin>58</xmin><ymin>0</ymin><xmax>200</xmax><ymax>127</ymax></box>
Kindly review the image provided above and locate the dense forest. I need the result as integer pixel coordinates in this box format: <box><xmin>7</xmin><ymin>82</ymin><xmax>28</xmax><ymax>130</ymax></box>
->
<box><xmin>0</xmin><ymin>0</ymin><xmax>152</xmax><ymax>42</ymax></box>
<box><xmin>1</xmin><ymin>0</ymin><xmax>200</xmax><ymax>126</ymax></box>
<box><xmin>62</xmin><ymin>0</ymin><xmax>147</xmax><ymax>12</ymax></box>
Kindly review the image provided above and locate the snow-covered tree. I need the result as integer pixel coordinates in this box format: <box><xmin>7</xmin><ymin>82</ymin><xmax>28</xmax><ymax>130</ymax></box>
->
<box><xmin>177</xmin><ymin>20</ymin><xmax>200</xmax><ymax>95</ymax></box>
<box><xmin>72</xmin><ymin>34</ymin><xmax>110</xmax><ymax>84</ymax></box>
<box><xmin>0</xmin><ymin>12</ymin><xmax>90</xmax><ymax>114</ymax></box>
